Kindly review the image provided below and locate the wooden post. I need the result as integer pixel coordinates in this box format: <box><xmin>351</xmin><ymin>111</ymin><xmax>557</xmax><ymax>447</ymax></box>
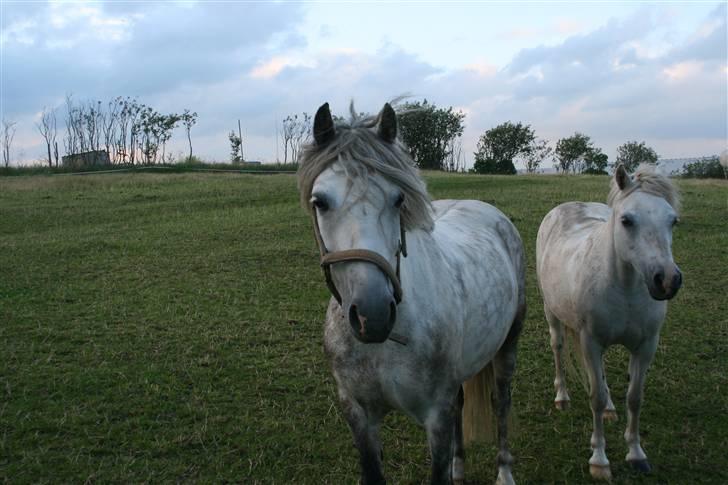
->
<box><xmin>238</xmin><ymin>119</ymin><xmax>244</xmax><ymax>162</ymax></box>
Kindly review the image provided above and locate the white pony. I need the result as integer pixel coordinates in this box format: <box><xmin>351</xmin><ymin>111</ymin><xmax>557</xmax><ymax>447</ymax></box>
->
<box><xmin>537</xmin><ymin>165</ymin><xmax>682</xmax><ymax>480</ymax></box>
<box><xmin>298</xmin><ymin>102</ymin><xmax>526</xmax><ymax>484</ymax></box>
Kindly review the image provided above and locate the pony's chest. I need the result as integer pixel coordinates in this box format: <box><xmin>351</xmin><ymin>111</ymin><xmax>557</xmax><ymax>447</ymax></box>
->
<box><xmin>329</xmin><ymin>345</ymin><xmax>445</xmax><ymax>421</ymax></box>
<box><xmin>589</xmin><ymin>298</ymin><xmax>666</xmax><ymax>346</ymax></box>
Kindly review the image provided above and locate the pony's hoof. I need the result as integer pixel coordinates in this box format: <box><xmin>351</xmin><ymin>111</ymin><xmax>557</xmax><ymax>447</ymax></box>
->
<box><xmin>628</xmin><ymin>459</ymin><xmax>651</xmax><ymax>474</ymax></box>
<box><xmin>554</xmin><ymin>399</ymin><xmax>570</xmax><ymax>411</ymax></box>
<box><xmin>589</xmin><ymin>464</ymin><xmax>612</xmax><ymax>481</ymax></box>
<box><xmin>452</xmin><ymin>456</ymin><xmax>465</xmax><ymax>484</ymax></box>
<box><xmin>495</xmin><ymin>465</ymin><xmax>515</xmax><ymax>485</ymax></box>
<box><xmin>603</xmin><ymin>410</ymin><xmax>618</xmax><ymax>422</ymax></box>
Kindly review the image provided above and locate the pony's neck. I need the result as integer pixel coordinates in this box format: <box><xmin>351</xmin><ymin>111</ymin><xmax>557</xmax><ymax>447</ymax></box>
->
<box><xmin>602</xmin><ymin>212</ymin><xmax>641</xmax><ymax>290</ymax></box>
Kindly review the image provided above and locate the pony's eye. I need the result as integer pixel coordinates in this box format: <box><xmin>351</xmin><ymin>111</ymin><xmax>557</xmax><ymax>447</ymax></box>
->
<box><xmin>621</xmin><ymin>215</ymin><xmax>634</xmax><ymax>227</ymax></box>
<box><xmin>312</xmin><ymin>197</ymin><xmax>329</xmax><ymax>212</ymax></box>
<box><xmin>394</xmin><ymin>193</ymin><xmax>405</xmax><ymax>209</ymax></box>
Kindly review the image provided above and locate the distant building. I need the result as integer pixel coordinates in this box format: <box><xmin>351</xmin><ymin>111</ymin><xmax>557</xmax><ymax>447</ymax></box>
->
<box><xmin>62</xmin><ymin>150</ymin><xmax>111</xmax><ymax>169</ymax></box>
<box><xmin>657</xmin><ymin>157</ymin><xmax>715</xmax><ymax>175</ymax></box>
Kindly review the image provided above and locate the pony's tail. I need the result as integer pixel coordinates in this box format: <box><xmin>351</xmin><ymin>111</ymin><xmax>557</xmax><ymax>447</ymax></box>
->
<box><xmin>462</xmin><ymin>363</ymin><xmax>497</xmax><ymax>445</ymax></box>
<box><xmin>564</xmin><ymin>326</ymin><xmax>590</xmax><ymax>393</ymax></box>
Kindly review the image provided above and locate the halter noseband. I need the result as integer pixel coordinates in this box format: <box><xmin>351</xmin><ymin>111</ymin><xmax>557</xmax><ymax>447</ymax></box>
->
<box><xmin>311</xmin><ymin>207</ymin><xmax>407</xmax><ymax>306</ymax></box>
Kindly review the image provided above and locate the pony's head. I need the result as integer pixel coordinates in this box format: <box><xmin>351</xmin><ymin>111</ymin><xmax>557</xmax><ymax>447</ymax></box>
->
<box><xmin>608</xmin><ymin>164</ymin><xmax>682</xmax><ymax>300</ymax></box>
<box><xmin>298</xmin><ymin>102</ymin><xmax>433</xmax><ymax>343</ymax></box>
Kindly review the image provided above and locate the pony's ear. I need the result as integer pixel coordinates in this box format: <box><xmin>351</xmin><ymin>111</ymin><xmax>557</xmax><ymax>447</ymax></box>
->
<box><xmin>377</xmin><ymin>103</ymin><xmax>397</xmax><ymax>143</ymax></box>
<box><xmin>313</xmin><ymin>102</ymin><xmax>335</xmax><ymax>146</ymax></box>
<box><xmin>615</xmin><ymin>164</ymin><xmax>632</xmax><ymax>190</ymax></box>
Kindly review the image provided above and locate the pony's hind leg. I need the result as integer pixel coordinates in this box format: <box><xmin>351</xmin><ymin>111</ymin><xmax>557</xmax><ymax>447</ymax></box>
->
<box><xmin>580</xmin><ymin>332</ymin><xmax>612</xmax><ymax>481</ymax></box>
<box><xmin>340</xmin><ymin>395</ymin><xmax>386</xmax><ymax>485</ymax></box>
<box><xmin>491</xmin><ymin>312</ymin><xmax>523</xmax><ymax>485</ymax></box>
<box><xmin>602</xmin><ymin>362</ymin><xmax>618</xmax><ymax>422</ymax></box>
<box><xmin>545</xmin><ymin>306</ymin><xmax>570</xmax><ymax>410</ymax></box>
<box><xmin>624</xmin><ymin>337</ymin><xmax>658</xmax><ymax>473</ymax></box>
<box><xmin>452</xmin><ymin>386</ymin><xmax>465</xmax><ymax>485</ymax></box>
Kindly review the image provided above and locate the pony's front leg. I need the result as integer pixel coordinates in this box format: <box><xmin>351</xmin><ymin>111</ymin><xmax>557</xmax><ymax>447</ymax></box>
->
<box><xmin>341</xmin><ymin>396</ymin><xmax>385</xmax><ymax>485</ymax></box>
<box><xmin>426</xmin><ymin>402</ymin><xmax>456</xmax><ymax>485</ymax></box>
<box><xmin>580</xmin><ymin>333</ymin><xmax>612</xmax><ymax>481</ymax></box>
<box><xmin>624</xmin><ymin>338</ymin><xmax>658</xmax><ymax>473</ymax></box>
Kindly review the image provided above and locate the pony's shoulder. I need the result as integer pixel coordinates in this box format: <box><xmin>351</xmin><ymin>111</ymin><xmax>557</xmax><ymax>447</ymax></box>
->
<box><xmin>548</xmin><ymin>201</ymin><xmax>609</xmax><ymax>225</ymax></box>
<box><xmin>539</xmin><ymin>202</ymin><xmax>610</xmax><ymax>243</ymax></box>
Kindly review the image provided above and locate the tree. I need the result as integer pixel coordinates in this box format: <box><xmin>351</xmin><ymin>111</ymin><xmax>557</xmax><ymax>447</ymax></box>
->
<box><xmin>445</xmin><ymin>137</ymin><xmax>465</xmax><ymax>172</ymax></box>
<box><xmin>682</xmin><ymin>156</ymin><xmax>724</xmax><ymax>178</ymax></box>
<box><xmin>36</xmin><ymin>107</ymin><xmax>57</xmax><ymax>167</ymax></box>
<box><xmin>2</xmin><ymin>119</ymin><xmax>17</xmax><ymax>167</ymax></box>
<box><xmin>555</xmin><ymin>132</ymin><xmax>591</xmax><ymax>174</ymax></box>
<box><xmin>583</xmin><ymin>148</ymin><xmax>609</xmax><ymax>174</ymax></box>
<box><xmin>397</xmin><ymin>100</ymin><xmax>465</xmax><ymax>170</ymax></box>
<box><xmin>472</xmin><ymin>121</ymin><xmax>534</xmax><ymax>174</ymax></box>
<box><xmin>615</xmin><ymin>141</ymin><xmax>658</xmax><ymax>171</ymax></box>
<box><xmin>523</xmin><ymin>138</ymin><xmax>553</xmax><ymax>174</ymax></box>
<box><xmin>555</xmin><ymin>132</ymin><xmax>608</xmax><ymax>174</ymax></box>
<box><xmin>281</xmin><ymin>112</ymin><xmax>311</xmax><ymax>164</ymax></box>
<box><xmin>180</xmin><ymin>109</ymin><xmax>197</xmax><ymax>162</ymax></box>
<box><xmin>100</xmin><ymin>98</ymin><xmax>120</xmax><ymax>162</ymax></box>
<box><xmin>229</xmin><ymin>131</ymin><xmax>242</xmax><ymax>163</ymax></box>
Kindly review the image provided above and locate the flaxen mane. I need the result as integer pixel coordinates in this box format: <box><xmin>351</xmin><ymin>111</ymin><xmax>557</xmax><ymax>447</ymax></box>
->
<box><xmin>297</xmin><ymin>103</ymin><xmax>434</xmax><ymax>232</ymax></box>
<box><xmin>608</xmin><ymin>164</ymin><xmax>681</xmax><ymax>213</ymax></box>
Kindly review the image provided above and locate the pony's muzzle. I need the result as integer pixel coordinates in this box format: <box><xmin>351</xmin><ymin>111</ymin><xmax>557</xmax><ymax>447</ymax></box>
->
<box><xmin>348</xmin><ymin>300</ymin><xmax>397</xmax><ymax>343</ymax></box>
<box><xmin>650</xmin><ymin>265</ymin><xmax>682</xmax><ymax>300</ymax></box>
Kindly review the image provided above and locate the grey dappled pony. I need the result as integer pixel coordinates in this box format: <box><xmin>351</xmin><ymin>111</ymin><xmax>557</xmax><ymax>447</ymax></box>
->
<box><xmin>297</xmin><ymin>102</ymin><xmax>527</xmax><ymax>484</ymax></box>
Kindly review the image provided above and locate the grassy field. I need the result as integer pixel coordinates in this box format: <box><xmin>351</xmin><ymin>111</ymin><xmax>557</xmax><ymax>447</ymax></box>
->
<box><xmin>1</xmin><ymin>172</ymin><xmax>726</xmax><ymax>484</ymax></box>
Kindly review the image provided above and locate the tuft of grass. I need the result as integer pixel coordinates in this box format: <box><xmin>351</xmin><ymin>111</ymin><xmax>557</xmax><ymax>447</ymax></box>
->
<box><xmin>0</xmin><ymin>172</ymin><xmax>725</xmax><ymax>483</ymax></box>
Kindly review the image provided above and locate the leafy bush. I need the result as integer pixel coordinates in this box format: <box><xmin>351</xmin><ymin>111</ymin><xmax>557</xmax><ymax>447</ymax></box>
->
<box><xmin>681</xmin><ymin>157</ymin><xmax>724</xmax><ymax>178</ymax></box>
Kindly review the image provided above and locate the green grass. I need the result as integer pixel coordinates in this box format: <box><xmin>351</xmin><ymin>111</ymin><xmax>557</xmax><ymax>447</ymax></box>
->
<box><xmin>0</xmin><ymin>172</ymin><xmax>726</xmax><ymax>484</ymax></box>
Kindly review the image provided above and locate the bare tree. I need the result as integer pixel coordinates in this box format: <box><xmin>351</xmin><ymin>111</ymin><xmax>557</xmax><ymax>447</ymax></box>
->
<box><xmin>36</xmin><ymin>107</ymin><xmax>58</xmax><ymax>167</ymax></box>
<box><xmin>64</xmin><ymin>94</ymin><xmax>79</xmax><ymax>156</ymax></box>
<box><xmin>159</xmin><ymin>113</ymin><xmax>179</xmax><ymax>164</ymax></box>
<box><xmin>281</xmin><ymin>115</ymin><xmax>294</xmax><ymax>164</ymax></box>
<box><xmin>61</xmin><ymin>95</ymin><xmax>191</xmax><ymax>166</ymax></box>
<box><xmin>523</xmin><ymin>138</ymin><xmax>553</xmax><ymax>174</ymax></box>
<box><xmin>281</xmin><ymin>112</ymin><xmax>311</xmax><ymax>164</ymax></box>
<box><xmin>445</xmin><ymin>137</ymin><xmax>464</xmax><ymax>172</ymax></box>
<box><xmin>101</xmin><ymin>99</ymin><xmax>120</xmax><ymax>162</ymax></box>
<box><xmin>180</xmin><ymin>109</ymin><xmax>197</xmax><ymax>162</ymax></box>
<box><xmin>116</xmin><ymin>97</ymin><xmax>139</xmax><ymax>164</ymax></box>
<box><xmin>2</xmin><ymin>119</ymin><xmax>17</xmax><ymax>167</ymax></box>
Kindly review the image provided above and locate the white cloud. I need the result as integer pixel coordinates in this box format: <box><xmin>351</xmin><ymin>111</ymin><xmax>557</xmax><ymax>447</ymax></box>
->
<box><xmin>2</xmin><ymin>1</ymin><xmax>725</xmax><ymax>167</ymax></box>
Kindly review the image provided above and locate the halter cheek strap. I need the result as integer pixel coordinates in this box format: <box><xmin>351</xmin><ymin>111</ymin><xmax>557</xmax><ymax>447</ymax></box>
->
<box><xmin>311</xmin><ymin>208</ymin><xmax>406</xmax><ymax>306</ymax></box>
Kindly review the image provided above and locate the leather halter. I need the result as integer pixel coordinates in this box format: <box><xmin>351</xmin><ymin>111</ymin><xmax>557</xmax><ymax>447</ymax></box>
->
<box><xmin>311</xmin><ymin>207</ymin><xmax>407</xmax><ymax>306</ymax></box>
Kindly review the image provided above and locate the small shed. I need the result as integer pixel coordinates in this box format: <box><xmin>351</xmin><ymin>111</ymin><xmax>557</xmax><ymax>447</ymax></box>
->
<box><xmin>62</xmin><ymin>150</ymin><xmax>111</xmax><ymax>169</ymax></box>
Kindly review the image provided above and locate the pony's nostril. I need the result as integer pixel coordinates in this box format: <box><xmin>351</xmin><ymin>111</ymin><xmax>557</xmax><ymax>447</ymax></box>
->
<box><xmin>653</xmin><ymin>271</ymin><xmax>664</xmax><ymax>288</ymax></box>
<box><xmin>673</xmin><ymin>269</ymin><xmax>682</xmax><ymax>289</ymax></box>
<box><xmin>349</xmin><ymin>304</ymin><xmax>366</xmax><ymax>336</ymax></box>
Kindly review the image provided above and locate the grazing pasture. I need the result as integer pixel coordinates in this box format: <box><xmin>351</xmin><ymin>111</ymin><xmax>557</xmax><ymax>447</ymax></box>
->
<box><xmin>0</xmin><ymin>172</ymin><xmax>725</xmax><ymax>483</ymax></box>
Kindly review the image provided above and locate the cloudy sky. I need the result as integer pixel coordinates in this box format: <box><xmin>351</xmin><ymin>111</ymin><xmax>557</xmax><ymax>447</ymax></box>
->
<box><xmin>1</xmin><ymin>1</ymin><xmax>726</xmax><ymax>167</ymax></box>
